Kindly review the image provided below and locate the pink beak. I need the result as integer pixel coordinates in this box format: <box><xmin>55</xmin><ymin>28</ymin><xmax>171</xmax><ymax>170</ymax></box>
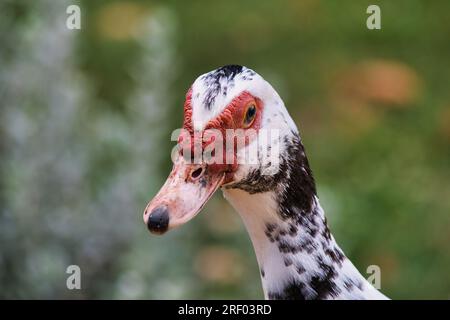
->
<box><xmin>143</xmin><ymin>154</ymin><xmax>225</xmax><ymax>234</ymax></box>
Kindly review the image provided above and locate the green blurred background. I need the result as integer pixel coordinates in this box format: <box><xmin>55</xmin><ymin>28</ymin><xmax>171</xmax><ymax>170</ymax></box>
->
<box><xmin>1</xmin><ymin>0</ymin><xmax>449</xmax><ymax>299</ymax></box>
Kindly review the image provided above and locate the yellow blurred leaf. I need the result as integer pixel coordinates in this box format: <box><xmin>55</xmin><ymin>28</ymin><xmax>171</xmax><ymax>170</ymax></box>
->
<box><xmin>96</xmin><ymin>2</ymin><xmax>150</xmax><ymax>41</ymax></box>
<box><xmin>204</xmin><ymin>198</ymin><xmax>242</xmax><ymax>235</ymax></box>
<box><xmin>194</xmin><ymin>246</ymin><xmax>244</xmax><ymax>284</ymax></box>
<box><xmin>334</xmin><ymin>59</ymin><xmax>422</xmax><ymax>107</ymax></box>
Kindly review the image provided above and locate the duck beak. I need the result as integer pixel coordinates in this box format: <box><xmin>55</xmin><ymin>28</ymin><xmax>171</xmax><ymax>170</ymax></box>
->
<box><xmin>143</xmin><ymin>155</ymin><xmax>225</xmax><ymax>235</ymax></box>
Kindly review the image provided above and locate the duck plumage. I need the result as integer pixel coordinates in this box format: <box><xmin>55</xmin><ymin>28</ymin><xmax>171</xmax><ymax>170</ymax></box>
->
<box><xmin>143</xmin><ymin>65</ymin><xmax>388</xmax><ymax>300</ymax></box>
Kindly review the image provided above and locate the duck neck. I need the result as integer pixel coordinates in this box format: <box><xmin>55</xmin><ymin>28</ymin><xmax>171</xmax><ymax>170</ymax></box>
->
<box><xmin>222</xmin><ymin>135</ymin><xmax>386</xmax><ymax>300</ymax></box>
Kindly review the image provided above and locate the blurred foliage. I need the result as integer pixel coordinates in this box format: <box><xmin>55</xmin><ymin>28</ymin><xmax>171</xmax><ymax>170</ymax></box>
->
<box><xmin>0</xmin><ymin>0</ymin><xmax>449</xmax><ymax>299</ymax></box>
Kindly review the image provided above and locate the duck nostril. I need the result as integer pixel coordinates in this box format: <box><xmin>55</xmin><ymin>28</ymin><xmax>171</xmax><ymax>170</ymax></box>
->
<box><xmin>191</xmin><ymin>167</ymin><xmax>204</xmax><ymax>180</ymax></box>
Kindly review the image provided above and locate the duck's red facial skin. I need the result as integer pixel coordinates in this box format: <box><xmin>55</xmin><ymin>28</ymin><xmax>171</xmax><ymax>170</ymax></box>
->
<box><xmin>183</xmin><ymin>89</ymin><xmax>264</xmax><ymax>183</ymax></box>
<box><xmin>143</xmin><ymin>90</ymin><xmax>264</xmax><ymax>235</ymax></box>
<box><xmin>184</xmin><ymin>89</ymin><xmax>264</xmax><ymax>137</ymax></box>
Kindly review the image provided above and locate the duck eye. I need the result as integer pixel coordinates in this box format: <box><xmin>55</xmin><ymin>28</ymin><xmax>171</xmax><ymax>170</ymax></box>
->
<box><xmin>243</xmin><ymin>104</ymin><xmax>257</xmax><ymax>128</ymax></box>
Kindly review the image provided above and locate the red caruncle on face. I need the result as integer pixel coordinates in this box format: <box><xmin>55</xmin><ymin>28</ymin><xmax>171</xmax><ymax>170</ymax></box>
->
<box><xmin>180</xmin><ymin>89</ymin><xmax>264</xmax><ymax>173</ymax></box>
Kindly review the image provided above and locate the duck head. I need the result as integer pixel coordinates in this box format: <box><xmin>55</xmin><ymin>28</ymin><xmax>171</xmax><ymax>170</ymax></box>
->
<box><xmin>143</xmin><ymin>65</ymin><xmax>302</xmax><ymax>234</ymax></box>
<box><xmin>142</xmin><ymin>65</ymin><xmax>388</xmax><ymax>300</ymax></box>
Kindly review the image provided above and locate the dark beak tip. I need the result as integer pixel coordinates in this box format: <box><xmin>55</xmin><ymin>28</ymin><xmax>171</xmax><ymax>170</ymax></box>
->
<box><xmin>147</xmin><ymin>206</ymin><xmax>170</xmax><ymax>235</ymax></box>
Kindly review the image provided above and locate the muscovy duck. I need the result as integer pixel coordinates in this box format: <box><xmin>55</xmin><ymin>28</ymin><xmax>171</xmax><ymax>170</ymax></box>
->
<box><xmin>143</xmin><ymin>65</ymin><xmax>388</xmax><ymax>300</ymax></box>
